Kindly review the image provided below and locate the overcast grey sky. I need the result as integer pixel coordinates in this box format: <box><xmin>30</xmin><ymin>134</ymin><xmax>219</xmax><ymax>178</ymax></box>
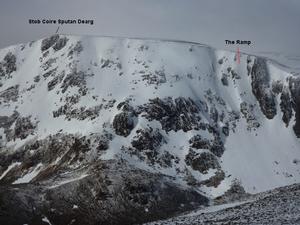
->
<box><xmin>0</xmin><ymin>0</ymin><xmax>299</xmax><ymax>55</ymax></box>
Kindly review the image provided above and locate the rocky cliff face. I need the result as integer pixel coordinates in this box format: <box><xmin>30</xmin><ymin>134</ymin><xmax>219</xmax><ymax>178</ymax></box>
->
<box><xmin>0</xmin><ymin>35</ymin><xmax>299</xmax><ymax>225</ymax></box>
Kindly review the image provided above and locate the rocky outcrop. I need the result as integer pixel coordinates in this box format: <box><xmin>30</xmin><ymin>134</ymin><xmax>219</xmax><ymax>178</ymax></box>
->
<box><xmin>68</xmin><ymin>41</ymin><xmax>83</xmax><ymax>57</ymax></box>
<box><xmin>41</xmin><ymin>35</ymin><xmax>60</xmax><ymax>52</ymax></box>
<box><xmin>138</xmin><ymin>97</ymin><xmax>201</xmax><ymax>132</ymax></box>
<box><xmin>5</xmin><ymin>116</ymin><xmax>37</xmax><ymax>141</ymax></box>
<box><xmin>113</xmin><ymin>111</ymin><xmax>136</xmax><ymax>137</ymax></box>
<box><xmin>131</xmin><ymin>128</ymin><xmax>165</xmax><ymax>151</ymax></box>
<box><xmin>185</xmin><ymin>149</ymin><xmax>220</xmax><ymax>174</ymax></box>
<box><xmin>42</xmin><ymin>67</ymin><xmax>57</xmax><ymax>78</ymax></box>
<box><xmin>0</xmin><ymin>85</ymin><xmax>19</xmax><ymax>103</ymax></box>
<box><xmin>251</xmin><ymin>58</ymin><xmax>276</xmax><ymax>119</ymax></box>
<box><xmin>214</xmin><ymin>179</ymin><xmax>249</xmax><ymax>204</ymax></box>
<box><xmin>53</xmin><ymin>37</ymin><xmax>68</xmax><ymax>51</ymax></box>
<box><xmin>0</xmin><ymin>52</ymin><xmax>17</xmax><ymax>78</ymax></box>
<box><xmin>0</xmin><ymin>111</ymin><xmax>19</xmax><ymax>144</ymax></box>
<box><xmin>289</xmin><ymin>77</ymin><xmax>300</xmax><ymax>137</ymax></box>
<box><xmin>221</xmin><ymin>73</ymin><xmax>229</xmax><ymax>86</ymax></box>
<box><xmin>61</xmin><ymin>69</ymin><xmax>90</xmax><ymax>95</ymax></box>
<box><xmin>124</xmin><ymin>128</ymin><xmax>172</xmax><ymax>166</ymax></box>
<box><xmin>0</xmin><ymin>111</ymin><xmax>19</xmax><ymax>129</ymax></box>
<box><xmin>189</xmin><ymin>135</ymin><xmax>211</xmax><ymax>150</ymax></box>
<box><xmin>47</xmin><ymin>71</ymin><xmax>65</xmax><ymax>91</ymax></box>
<box><xmin>96</xmin><ymin>133</ymin><xmax>113</xmax><ymax>151</ymax></box>
<box><xmin>199</xmin><ymin>170</ymin><xmax>225</xmax><ymax>188</ymax></box>
<box><xmin>189</xmin><ymin>133</ymin><xmax>225</xmax><ymax>157</ymax></box>
<box><xmin>41</xmin><ymin>35</ymin><xmax>68</xmax><ymax>53</ymax></box>
<box><xmin>53</xmin><ymin>104</ymin><xmax>102</xmax><ymax>120</ymax></box>
<box><xmin>240</xmin><ymin>101</ymin><xmax>260</xmax><ymax>130</ymax></box>
<box><xmin>272</xmin><ymin>80</ymin><xmax>283</xmax><ymax>95</ymax></box>
<box><xmin>280</xmin><ymin>88</ymin><xmax>293</xmax><ymax>127</ymax></box>
<box><xmin>141</xmin><ymin>70</ymin><xmax>167</xmax><ymax>86</ymax></box>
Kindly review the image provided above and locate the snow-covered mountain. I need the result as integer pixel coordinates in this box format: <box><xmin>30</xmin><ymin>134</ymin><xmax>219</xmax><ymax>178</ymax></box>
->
<box><xmin>0</xmin><ymin>35</ymin><xmax>299</xmax><ymax>225</ymax></box>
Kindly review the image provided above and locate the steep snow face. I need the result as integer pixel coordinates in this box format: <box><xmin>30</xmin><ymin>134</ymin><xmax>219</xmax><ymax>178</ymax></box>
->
<box><xmin>0</xmin><ymin>35</ymin><xmax>299</xmax><ymax>202</ymax></box>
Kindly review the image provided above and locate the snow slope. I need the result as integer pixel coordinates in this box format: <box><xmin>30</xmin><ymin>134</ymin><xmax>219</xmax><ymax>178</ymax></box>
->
<box><xmin>0</xmin><ymin>34</ymin><xmax>299</xmax><ymax>224</ymax></box>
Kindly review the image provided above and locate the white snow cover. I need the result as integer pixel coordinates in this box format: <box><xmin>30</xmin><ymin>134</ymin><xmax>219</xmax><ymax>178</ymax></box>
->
<box><xmin>48</xmin><ymin>174</ymin><xmax>89</xmax><ymax>189</ymax></box>
<box><xmin>12</xmin><ymin>163</ymin><xmax>43</xmax><ymax>184</ymax></box>
<box><xmin>0</xmin><ymin>35</ymin><xmax>299</xmax><ymax>196</ymax></box>
<box><xmin>41</xmin><ymin>216</ymin><xmax>52</xmax><ymax>225</ymax></box>
<box><xmin>0</xmin><ymin>162</ymin><xmax>21</xmax><ymax>180</ymax></box>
